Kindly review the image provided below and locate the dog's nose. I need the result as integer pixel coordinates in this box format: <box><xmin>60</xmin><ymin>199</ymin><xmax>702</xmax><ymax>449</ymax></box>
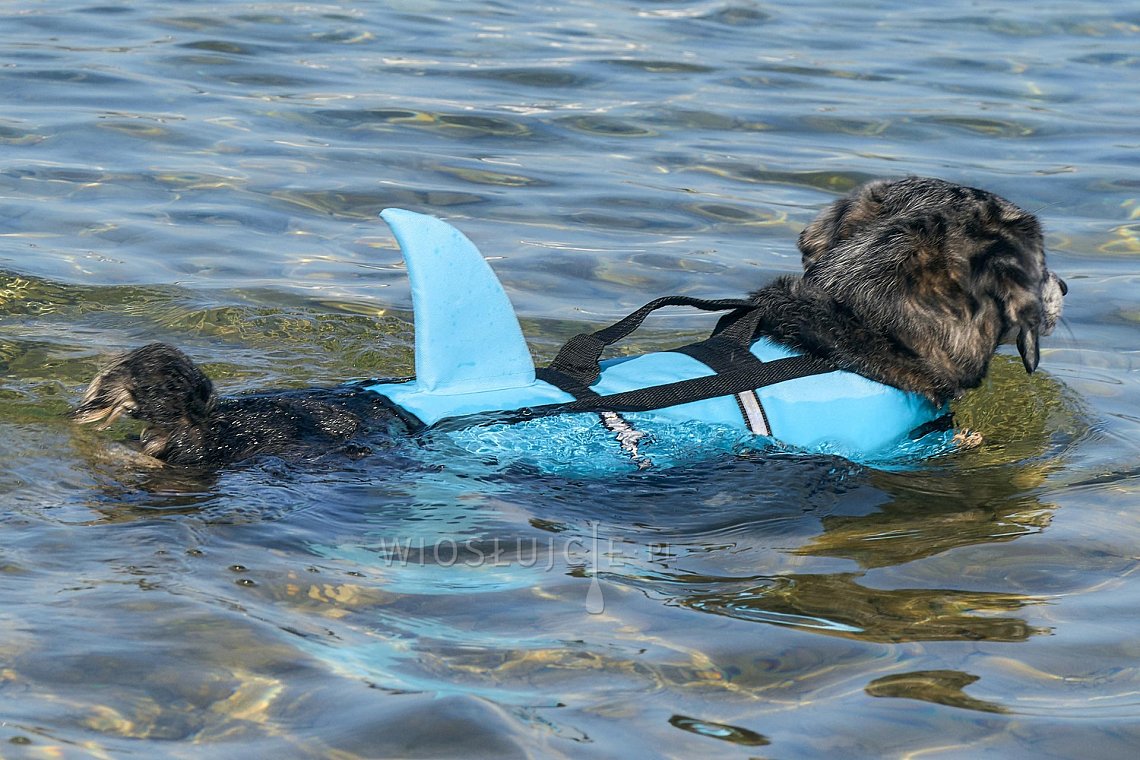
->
<box><xmin>1057</xmin><ymin>277</ymin><xmax>1068</xmax><ymax>296</ymax></box>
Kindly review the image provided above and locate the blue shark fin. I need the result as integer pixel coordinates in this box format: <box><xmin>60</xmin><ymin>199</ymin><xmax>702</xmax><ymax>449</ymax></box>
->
<box><xmin>379</xmin><ymin>209</ymin><xmax>536</xmax><ymax>394</ymax></box>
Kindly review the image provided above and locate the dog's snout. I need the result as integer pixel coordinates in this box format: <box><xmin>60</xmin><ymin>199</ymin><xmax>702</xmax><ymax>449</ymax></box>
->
<box><xmin>1057</xmin><ymin>277</ymin><xmax>1068</xmax><ymax>296</ymax></box>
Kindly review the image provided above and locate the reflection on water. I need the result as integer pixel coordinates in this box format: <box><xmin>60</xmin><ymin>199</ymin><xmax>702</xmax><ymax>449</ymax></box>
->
<box><xmin>866</xmin><ymin>670</ymin><xmax>1008</xmax><ymax>714</ymax></box>
<box><xmin>679</xmin><ymin>574</ymin><xmax>1046</xmax><ymax>642</ymax></box>
<box><xmin>2</xmin><ymin>0</ymin><xmax>1140</xmax><ymax>757</ymax></box>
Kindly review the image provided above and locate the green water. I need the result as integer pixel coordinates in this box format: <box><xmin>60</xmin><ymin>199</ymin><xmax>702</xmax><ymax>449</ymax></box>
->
<box><xmin>1</xmin><ymin>1</ymin><xmax>1138</xmax><ymax>757</ymax></box>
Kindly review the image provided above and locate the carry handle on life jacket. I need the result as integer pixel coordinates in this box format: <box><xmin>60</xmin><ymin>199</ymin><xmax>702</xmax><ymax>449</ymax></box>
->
<box><xmin>544</xmin><ymin>295</ymin><xmax>762</xmax><ymax>387</ymax></box>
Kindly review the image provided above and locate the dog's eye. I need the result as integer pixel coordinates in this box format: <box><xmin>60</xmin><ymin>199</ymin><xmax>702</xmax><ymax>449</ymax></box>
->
<box><xmin>1057</xmin><ymin>277</ymin><xmax>1068</xmax><ymax>296</ymax></box>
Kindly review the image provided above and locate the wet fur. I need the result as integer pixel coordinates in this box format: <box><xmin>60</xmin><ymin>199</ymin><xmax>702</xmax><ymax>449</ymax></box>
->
<box><xmin>72</xmin><ymin>343</ymin><xmax>389</xmax><ymax>466</ymax></box>
<box><xmin>72</xmin><ymin>177</ymin><xmax>1065</xmax><ymax>467</ymax></box>
<box><xmin>749</xmin><ymin>177</ymin><xmax>1064</xmax><ymax>404</ymax></box>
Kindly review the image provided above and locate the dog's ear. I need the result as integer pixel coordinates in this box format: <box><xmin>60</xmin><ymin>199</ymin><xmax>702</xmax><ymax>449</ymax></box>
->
<box><xmin>1006</xmin><ymin>292</ymin><xmax>1045</xmax><ymax>375</ymax></box>
<box><xmin>969</xmin><ymin>205</ymin><xmax>1049</xmax><ymax>376</ymax></box>
<box><xmin>798</xmin><ymin>180</ymin><xmax>891</xmax><ymax>271</ymax></box>
<box><xmin>1017</xmin><ymin>327</ymin><xmax>1040</xmax><ymax>374</ymax></box>
<box><xmin>798</xmin><ymin>198</ymin><xmax>849</xmax><ymax>270</ymax></box>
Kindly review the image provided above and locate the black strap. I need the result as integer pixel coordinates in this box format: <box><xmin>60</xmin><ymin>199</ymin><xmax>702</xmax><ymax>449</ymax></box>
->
<box><xmin>545</xmin><ymin>296</ymin><xmax>759</xmax><ymax>386</ymax></box>
<box><xmin>674</xmin><ymin>335</ymin><xmax>765</xmax><ymax>374</ymax></box>
<box><xmin>527</xmin><ymin>354</ymin><xmax>833</xmax><ymax>419</ymax></box>
<box><xmin>534</xmin><ymin>366</ymin><xmax>599</xmax><ymax>401</ymax></box>
<box><xmin>674</xmin><ymin>337</ymin><xmax>774</xmax><ymax>435</ymax></box>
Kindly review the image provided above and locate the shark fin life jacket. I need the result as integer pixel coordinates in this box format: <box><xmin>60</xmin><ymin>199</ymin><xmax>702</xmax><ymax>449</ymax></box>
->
<box><xmin>364</xmin><ymin>209</ymin><xmax>950</xmax><ymax>469</ymax></box>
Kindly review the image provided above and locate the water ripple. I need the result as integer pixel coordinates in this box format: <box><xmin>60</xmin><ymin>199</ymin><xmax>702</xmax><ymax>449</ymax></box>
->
<box><xmin>1</xmin><ymin>0</ymin><xmax>1138</xmax><ymax>756</ymax></box>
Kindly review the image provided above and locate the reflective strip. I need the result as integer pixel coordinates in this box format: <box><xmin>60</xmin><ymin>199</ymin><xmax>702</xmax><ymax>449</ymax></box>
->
<box><xmin>598</xmin><ymin>411</ymin><xmax>653</xmax><ymax>470</ymax></box>
<box><xmin>736</xmin><ymin>390</ymin><xmax>770</xmax><ymax>436</ymax></box>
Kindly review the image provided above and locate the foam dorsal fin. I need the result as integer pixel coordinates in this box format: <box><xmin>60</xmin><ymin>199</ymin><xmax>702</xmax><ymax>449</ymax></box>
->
<box><xmin>380</xmin><ymin>209</ymin><xmax>536</xmax><ymax>393</ymax></box>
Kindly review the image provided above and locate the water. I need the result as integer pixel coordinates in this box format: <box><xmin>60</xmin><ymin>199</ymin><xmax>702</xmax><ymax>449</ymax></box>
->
<box><xmin>1</xmin><ymin>1</ymin><xmax>1138</xmax><ymax>757</ymax></box>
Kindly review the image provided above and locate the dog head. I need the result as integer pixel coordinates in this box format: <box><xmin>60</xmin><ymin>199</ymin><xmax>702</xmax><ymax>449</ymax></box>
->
<box><xmin>796</xmin><ymin>177</ymin><xmax>1065</xmax><ymax>396</ymax></box>
<box><xmin>71</xmin><ymin>342</ymin><xmax>216</xmax><ymax>459</ymax></box>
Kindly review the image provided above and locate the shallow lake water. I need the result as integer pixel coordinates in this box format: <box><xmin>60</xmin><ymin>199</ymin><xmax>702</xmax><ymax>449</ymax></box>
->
<box><xmin>2</xmin><ymin>1</ymin><xmax>1139</xmax><ymax>757</ymax></box>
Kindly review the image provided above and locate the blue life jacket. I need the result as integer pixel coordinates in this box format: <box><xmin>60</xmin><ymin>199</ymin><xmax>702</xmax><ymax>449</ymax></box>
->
<box><xmin>364</xmin><ymin>209</ymin><xmax>950</xmax><ymax>472</ymax></box>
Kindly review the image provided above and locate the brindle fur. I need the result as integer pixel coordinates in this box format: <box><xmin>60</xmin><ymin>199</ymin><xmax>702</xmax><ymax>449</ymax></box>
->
<box><xmin>72</xmin><ymin>177</ymin><xmax>1066</xmax><ymax>467</ymax></box>
<box><xmin>72</xmin><ymin>343</ymin><xmax>389</xmax><ymax>466</ymax></box>
<box><xmin>749</xmin><ymin>177</ymin><xmax>1064</xmax><ymax>404</ymax></box>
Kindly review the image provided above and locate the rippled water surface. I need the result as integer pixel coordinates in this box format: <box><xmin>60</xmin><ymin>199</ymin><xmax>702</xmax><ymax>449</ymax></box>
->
<box><xmin>2</xmin><ymin>1</ymin><xmax>1139</xmax><ymax>757</ymax></box>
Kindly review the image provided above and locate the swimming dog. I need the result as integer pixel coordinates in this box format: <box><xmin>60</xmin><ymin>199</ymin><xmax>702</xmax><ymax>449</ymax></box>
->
<box><xmin>71</xmin><ymin>177</ymin><xmax>1066</xmax><ymax>467</ymax></box>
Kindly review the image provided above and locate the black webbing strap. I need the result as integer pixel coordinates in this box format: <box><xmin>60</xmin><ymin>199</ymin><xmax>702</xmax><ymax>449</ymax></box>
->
<box><xmin>544</xmin><ymin>296</ymin><xmax>759</xmax><ymax>386</ymax></box>
<box><xmin>674</xmin><ymin>335</ymin><xmax>764</xmax><ymax>373</ymax></box>
<box><xmin>673</xmin><ymin>337</ymin><xmax>773</xmax><ymax>435</ymax></box>
<box><xmin>534</xmin><ymin>366</ymin><xmax>599</xmax><ymax>401</ymax></box>
<box><xmin>527</xmin><ymin>354</ymin><xmax>834</xmax><ymax>419</ymax></box>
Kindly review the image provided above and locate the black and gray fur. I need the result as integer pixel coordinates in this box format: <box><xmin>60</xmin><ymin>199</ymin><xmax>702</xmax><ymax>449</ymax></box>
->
<box><xmin>748</xmin><ymin>176</ymin><xmax>1065</xmax><ymax>404</ymax></box>
<box><xmin>72</xmin><ymin>177</ymin><xmax>1066</xmax><ymax>467</ymax></box>
<box><xmin>71</xmin><ymin>343</ymin><xmax>391</xmax><ymax>466</ymax></box>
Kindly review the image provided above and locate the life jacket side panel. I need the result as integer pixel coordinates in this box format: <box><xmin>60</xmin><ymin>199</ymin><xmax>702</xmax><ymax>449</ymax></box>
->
<box><xmin>748</xmin><ymin>338</ymin><xmax>946</xmax><ymax>454</ymax></box>
<box><xmin>759</xmin><ymin>374</ymin><xmax>945</xmax><ymax>455</ymax></box>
